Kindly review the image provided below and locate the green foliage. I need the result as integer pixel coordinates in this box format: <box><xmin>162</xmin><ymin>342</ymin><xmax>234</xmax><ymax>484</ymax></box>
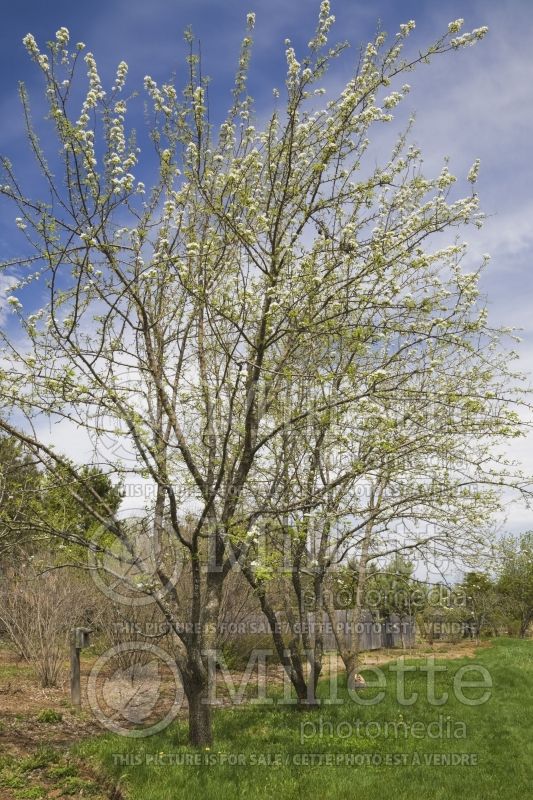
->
<box><xmin>14</xmin><ymin>788</ymin><xmax>47</xmax><ymax>800</ymax></box>
<box><xmin>0</xmin><ymin>751</ymin><xmax>100</xmax><ymax>800</ymax></box>
<box><xmin>57</xmin><ymin>776</ymin><xmax>99</xmax><ymax>796</ymax></box>
<box><xmin>0</xmin><ymin>434</ymin><xmax>42</xmax><ymax>556</ymax></box>
<box><xmin>46</xmin><ymin>764</ymin><xmax>78</xmax><ymax>779</ymax></box>
<box><xmin>497</xmin><ymin>533</ymin><xmax>533</xmax><ymax>637</ymax></box>
<box><xmin>0</xmin><ymin>431</ymin><xmax>122</xmax><ymax>565</ymax></box>
<box><xmin>0</xmin><ymin>769</ymin><xmax>25</xmax><ymax>789</ymax></box>
<box><xmin>19</xmin><ymin>747</ymin><xmax>61</xmax><ymax>772</ymax></box>
<box><xmin>36</xmin><ymin>708</ymin><xmax>63</xmax><ymax>724</ymax></box>
<box><xmin>366</xmin><ymin>556</ymin><xmax>421</xmax><ymax>618</ymax></box>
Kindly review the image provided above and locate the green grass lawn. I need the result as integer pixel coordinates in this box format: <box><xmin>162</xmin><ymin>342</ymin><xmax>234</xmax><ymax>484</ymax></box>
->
<box><xmin>78</xmin><ymin>638</ymin><xmax>533</xmax><ymax>800</ymax></box>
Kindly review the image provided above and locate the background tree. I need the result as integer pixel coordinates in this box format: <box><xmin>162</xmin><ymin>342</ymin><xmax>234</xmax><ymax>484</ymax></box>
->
<box><xmin>0</xmin><ymin>434</ymin><xmax>42</xmax><ymax>560</ymax></box>
<box><xmin>459</xmin><ymin>571</ymin><xmax>501</xmax><ymax>639</ymax></box>
<box><xmin>497</xmin><ymin>533</ymin><xmax>533</xmax><ymax>638</ymax></box>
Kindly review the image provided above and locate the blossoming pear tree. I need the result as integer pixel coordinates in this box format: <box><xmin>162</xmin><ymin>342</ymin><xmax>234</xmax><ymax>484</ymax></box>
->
<box><xmin>0</xmin><ymin>4</ymin><xmax>528</xmax><ymax>743</ymax></box>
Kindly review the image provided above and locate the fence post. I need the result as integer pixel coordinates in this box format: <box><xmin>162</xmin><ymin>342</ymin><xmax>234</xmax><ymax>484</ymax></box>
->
<box><xmin>70</xmin><ymin>629</ymin><xmax>81</xmax><ymax>707</ymax></box>
<box><xmin>70</xmin><ymin>627</ymin><xmax>91</xmax><ymax>708</ymax></box>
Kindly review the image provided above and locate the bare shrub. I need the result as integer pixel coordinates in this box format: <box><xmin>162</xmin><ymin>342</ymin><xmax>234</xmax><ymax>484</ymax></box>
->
<box><xmin>0</xmin><ymin>563</ymin><xmax>82</xmax><ymax>687</ymax></box>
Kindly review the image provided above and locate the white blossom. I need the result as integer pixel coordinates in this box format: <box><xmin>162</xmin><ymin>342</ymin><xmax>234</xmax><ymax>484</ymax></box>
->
<box><xmin>7</xmin><ymin>296</ymin><xmax>22</xmax><ymax>309</ymax></box>
<box><xmin>399</xmin><ymin>20</ymin><xmax>416</xmax><ymax>36</ymax></box>
<box><xmin>113</xmin><ymin>60</ymin><xmax>128</xmax><ymax>92</ymax></box>
<box><xmin>448</xmin><ymin>19</ymin><xmax>464</xmax><ymax>34</ymax></box>
<box><xmin>22</xmin><ymin>33</ymin><xmax>39</xmax><ymax>56</ymax></box>
<box><xmin>55</xmin><ymin>27</ymin><xmax>69</xmax><ymax>46</ymax></box>
<box><xmin>467</xmin><ymin>159</ymin><xmax>480</xmax><ymax>184</ymax></box>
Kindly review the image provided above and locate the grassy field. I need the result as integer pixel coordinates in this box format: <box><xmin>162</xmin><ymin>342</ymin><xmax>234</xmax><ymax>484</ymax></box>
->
<box><xmin>71</xmin><ymin>638</ymin><xmax>532</xmax><ymax>800</ymax></box>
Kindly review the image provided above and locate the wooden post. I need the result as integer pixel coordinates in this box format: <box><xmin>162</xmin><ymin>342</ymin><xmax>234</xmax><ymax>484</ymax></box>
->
<box><xmin>70</xmin><ymin>629</ymin><xmax>81</xmax><ymax>707</ymax></box>
<box><xmin>70</xmin><ymin>627</ymin><xmax>91</xmax><ymax>708</ymax></box>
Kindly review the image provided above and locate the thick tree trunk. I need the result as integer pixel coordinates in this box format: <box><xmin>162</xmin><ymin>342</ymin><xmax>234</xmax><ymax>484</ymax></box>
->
<box><xmin>181</xmin><ymin>525</ymin><xmax>224</xmax><ymax>747</ymax></box>
<box><xmin>187</xmin><ymin>684</ymin><xmax>213</xmax><ymax>747</ymax></box>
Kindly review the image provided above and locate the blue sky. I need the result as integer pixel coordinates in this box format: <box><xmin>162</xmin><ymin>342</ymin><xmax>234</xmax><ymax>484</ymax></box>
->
<box><xmin>0</xmin><ymin>0</ymin><xmax>532</xmax><ymax>534</ymax></box>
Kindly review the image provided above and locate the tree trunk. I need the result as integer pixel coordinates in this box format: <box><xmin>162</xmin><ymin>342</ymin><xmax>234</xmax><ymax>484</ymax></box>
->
<box><xmin>325</xmin><ymin>520</ymin><xmax>374</xmax><ymax>682</ymax></box>
<box><xmin>344</xmin><ymin>651</ymin><xmax>362</xmax><ymax>690</ymax></box>
<box><xmin>252</xmin><ymin>579</ymin><xmax>310</xmax><ymax>701</ymax></box>
<box><xmin>186</xmin><ymin>682</ymin><xmax>213</xmax><ymax>747</ymax></box>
